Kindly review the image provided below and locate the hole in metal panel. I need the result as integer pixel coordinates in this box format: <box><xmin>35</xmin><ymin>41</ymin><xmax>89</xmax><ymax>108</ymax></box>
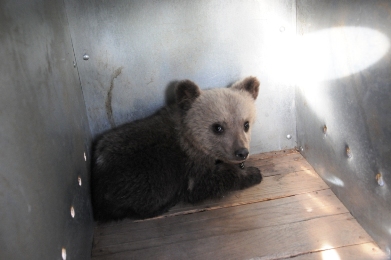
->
<box><xmin>376</xmin><ymin>173</ymin><xmax>384</xmax><ymax>186</ymax></box>
<box><xmin>346</xmin><ymin>146</ymin><xmax>353</xmax><ymax>158</ymax></box>
<box><xmin>70</xmin><ymin>206</ymin><xmax>75</xmax><ymax>218</ymax></box>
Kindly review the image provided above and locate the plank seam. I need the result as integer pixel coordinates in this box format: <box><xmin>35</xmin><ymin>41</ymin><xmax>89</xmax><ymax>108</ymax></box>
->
<box><xmin>92</xmin><ymin>213</ymin><xmax>355</xmax><ymax>257</ymax></box>
<box><xmin>270</xmin><ymin>241</ymin><xmax>377</xmax><ymax>260</ymax></box>
<box><xmin>135</xmin><ymin>188</ymin><xmax>331</xmax><ymax>222</ymax></box>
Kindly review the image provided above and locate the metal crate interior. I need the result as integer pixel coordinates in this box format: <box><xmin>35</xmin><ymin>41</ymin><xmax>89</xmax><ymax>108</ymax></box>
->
<box><xmin>1</xmin><ymin>0</ymin><xmax>390</xmax><ymax>259</ymax></box>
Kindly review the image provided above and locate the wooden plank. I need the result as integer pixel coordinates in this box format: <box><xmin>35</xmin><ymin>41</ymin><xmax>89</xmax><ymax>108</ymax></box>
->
<box><xmin>290</xmin><ymin>242</ymin><xmax>388</xmax><ymax>260</ymax></box>
<box><xmin>246</xmin><ymin>152</ymin><xmax>313</xmax><ymax>177</ymax></box>
<box><xmin>165</xmin><ymin>168</ymin><xmax>328</xmax><ymax>215</ymax></box>
<box><xmin>256</xmin><ymin>159</ymin><xmax>312</xmax><ymax>177</ymax></box>
<box><xmin>248</xmin><ymin>149</ymin><xmax>299</xmax><ymax>160</ymax></box>
<box><xmin>92</xmin><ymin>213</ymin><xmax>373</xmax><ymax>260</ymax></box>
<box><xmin>247</xmin><ymin>151</ymin><xmax>302</xmax><ymax>166</ymax></box>
<box><xmin>92</xmin><ymin>189</ymin><xmax>348</xmax><ymax>255</ymax></box>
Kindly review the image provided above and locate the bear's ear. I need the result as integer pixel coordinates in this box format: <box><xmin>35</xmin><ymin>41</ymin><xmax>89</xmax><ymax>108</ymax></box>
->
<box><xmin>175</xmin><ymin>80</ymin><xmax>201</xmax><ymax>110</ymax></box>
<box><xmin>231</xmin><ymin>76</ymin><xmax>260</xmax><ymax>100</ymax></box>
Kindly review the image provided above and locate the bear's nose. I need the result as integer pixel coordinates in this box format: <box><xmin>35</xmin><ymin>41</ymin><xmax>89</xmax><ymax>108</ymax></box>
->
<box><xmin>235</xmin><ymin>148</ymin><xmax>249</xmax><ymax>160</ymax></box>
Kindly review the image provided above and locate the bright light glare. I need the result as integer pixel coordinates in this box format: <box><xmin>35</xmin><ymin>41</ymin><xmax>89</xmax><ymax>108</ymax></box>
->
<box><xmin>321</xmin><ymin>246</ymin><xmax>341</xmax><ymax>260</ymax></box>
<box><xmin>324</xmin><ymin>176</ymin><xmax>345</xmax><ymax>187</ymax></box>
<box><xmin>295</xmin><ymin>26</ymin><xmax>389</xmax><ymax>84</ymax></box>
<box><xmin>268</xmin><ymin>26</ymin><xmax>389</xmax><ymax>85</ymax></box>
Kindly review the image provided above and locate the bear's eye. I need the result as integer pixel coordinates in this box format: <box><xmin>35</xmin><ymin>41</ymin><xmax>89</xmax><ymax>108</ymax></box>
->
<box><xmin>244</xmin><ymin>121</ymin><xmax>250</xmax><ymax>132</ymax></box>
<box><xmin>212</xmin><ymin>123</ymin><xmax>224</xmax><ymax>134</ymax></box>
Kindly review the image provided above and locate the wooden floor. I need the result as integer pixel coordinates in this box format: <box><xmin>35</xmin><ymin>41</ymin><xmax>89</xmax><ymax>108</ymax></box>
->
<box><xmin>91</xmin><ymin>149</ymin><xmax>388</xmax><ymax>260</ymax></box>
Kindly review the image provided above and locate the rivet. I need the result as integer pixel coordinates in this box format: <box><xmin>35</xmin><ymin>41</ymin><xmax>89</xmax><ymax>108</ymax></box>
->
<box><xmin>323</xmin><ymin>125</ymin><xmax>327</xmax><ymax>134</ymax></box>
<box><xmin>299</xmin><ymin>146</ymin><xmax>304</xmax><ymax>152</ymax></box>
<box><xmin>62</xmin><ymin>248</ymin><xmax>67</xmax><ymax>260</ymax></box>
<box><xmin>376</xmin><ymin>173</ymin><xmax>384</xmax><ymax>186</ymax></box>
<box><xmin>73</xmin><ymin>61</ymin><xmax>76</xmax><ymax>68</ymax></box>
<box><xmin>78</xmin><ymin>176</ymin><xmax>82</xmax><ymax>186</ymax></box>
<box><xmin>83</xmin><ymin>54</ymin><xmax>89</xmax><ymax>60</ymax></box>
<box><xmin>286</xmin><ymin>134</ymin><xmax>292</xmax><ymax>140</ymax></box>
<box><xmin>70</xmin><ymin>206</ymin><xmax>75</xmax><ymax>218</ymax></box>
<box><xmin>279</xmin><ymin>26</ymin><xmax>285</xmax><ymax>32</ymax></box>
<box><xmin>84</xmin><ymin>152</ymin><xmax>87</xmax><ymax>161</ymax></box>
<box><xmin>346</xmin><ymin>146</ymin><xmax>353</xmax><ymax>158</ymax></box>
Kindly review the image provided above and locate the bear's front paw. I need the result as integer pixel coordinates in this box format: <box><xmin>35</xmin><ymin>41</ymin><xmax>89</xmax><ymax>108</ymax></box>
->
<box><xmin>241</xmin><ymin>166</ymin><xmax>263</xmax><ymax>189</ymax></box>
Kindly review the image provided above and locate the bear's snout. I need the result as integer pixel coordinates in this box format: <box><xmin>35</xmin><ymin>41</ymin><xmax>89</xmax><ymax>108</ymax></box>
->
<box><xmin>234</xmin><ymin>148</ymin><xmax>249</xmax><ymax>160</ymax></box>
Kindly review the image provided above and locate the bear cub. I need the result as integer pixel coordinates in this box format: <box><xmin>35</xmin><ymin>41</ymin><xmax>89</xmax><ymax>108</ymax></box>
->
<box><xmin>91</xmin><ymin>77</ymin><xmax>263</xmax><ymax>221</ymax></box>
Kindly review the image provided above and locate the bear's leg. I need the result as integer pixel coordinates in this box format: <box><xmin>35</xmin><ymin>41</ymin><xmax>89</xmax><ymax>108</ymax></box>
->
<box><xmin>186</xmin><ymin>163</ymin><xmax>262</xmax><ymax>203</ymax></box>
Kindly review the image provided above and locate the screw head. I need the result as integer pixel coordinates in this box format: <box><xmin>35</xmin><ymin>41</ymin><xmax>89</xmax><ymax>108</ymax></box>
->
<box><xmin>83</xmin><ymin>54</ymin><xmax>89</xmax><ymax>60</ymax></box>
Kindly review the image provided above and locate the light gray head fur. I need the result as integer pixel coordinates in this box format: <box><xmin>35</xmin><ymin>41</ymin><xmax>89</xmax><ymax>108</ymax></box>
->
<box><xmin>176</xmin><ymin>77</ymin><xmax>260</xmax><ymax>163</ymax></box>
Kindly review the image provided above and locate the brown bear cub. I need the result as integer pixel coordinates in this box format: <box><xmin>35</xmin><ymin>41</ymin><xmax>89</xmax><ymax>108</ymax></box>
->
<box><xmin>91</xmin><ymin>77</ymin><xmax>263</xmax><ymax>221</ymax></box>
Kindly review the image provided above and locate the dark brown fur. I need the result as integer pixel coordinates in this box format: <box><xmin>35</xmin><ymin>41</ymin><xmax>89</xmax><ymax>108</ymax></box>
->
<box><xmin>91</xmin><ymin>77</ymin><xmax>262</xmax><ymax>221</ymax></box>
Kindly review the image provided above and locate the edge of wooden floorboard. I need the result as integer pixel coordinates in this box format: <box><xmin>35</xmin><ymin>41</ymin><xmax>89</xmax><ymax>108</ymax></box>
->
<box><xmin>271</xmin><ymin>242</ymin><xmax>382</xmax><ymax>260</ymax></box>
<box><xmin>249</xmin><ymin>148</ymin><xmax>299</xmax><ymax>160</ymax></box>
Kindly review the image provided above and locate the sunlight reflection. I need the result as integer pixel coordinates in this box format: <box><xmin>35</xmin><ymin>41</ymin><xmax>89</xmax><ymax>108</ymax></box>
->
<box><xmin>291</xmin><ymin>27</ymin><xmax>390</xmax><ymax>123</ymax></box>
<box><xmin>321</xmin><ymin>245</ymin><xmax>341</xmax><ymax>260</ymax></box>
<box><xmin>305</xmin><ymin>192</ymin><xmax>332</xmax><ymax>214</ymax></box>
<box><xmin>269</xmin><ymin>26</ymin><xmax>390</xmax><ymax>85</ymax></box>
<box><xmin>295</xmin><ymin>27</ymin><xmax>389</xmax><ymax>84</ymax></box>
<box><xmin>324</xmin><ymin>176</ymin><xmax>345</xmax><ymax>187</ymax></box>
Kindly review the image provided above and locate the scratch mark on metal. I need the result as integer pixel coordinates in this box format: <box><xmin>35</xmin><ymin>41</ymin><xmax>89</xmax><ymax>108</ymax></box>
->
<box><xmin>106</xmin><ymin>67</ymin><xmax>123</xmax><ymax>128</ymax></box>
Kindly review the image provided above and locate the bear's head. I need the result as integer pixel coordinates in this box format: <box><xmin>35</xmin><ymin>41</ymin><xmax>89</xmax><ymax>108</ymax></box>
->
<box><xmin>176</xmin><ymin>77</ymin><xmax>259</xmax><ymax>164</ymax></box>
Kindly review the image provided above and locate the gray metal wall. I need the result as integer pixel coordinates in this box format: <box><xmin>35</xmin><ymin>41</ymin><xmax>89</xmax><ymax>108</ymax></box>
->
<box><xmin>0</xmin><ymin>0</ymin><xmax>93</xmax><ymax>259</ymax></box>
<box><xmin>296</xmin><ymin>0</ymin><xmax>391</xmax><ymax>253</ymax></box>
<box><xmin>64</xmin><ymin>0</ymin><xmax>298</xmax><ymax>154</ymax></box>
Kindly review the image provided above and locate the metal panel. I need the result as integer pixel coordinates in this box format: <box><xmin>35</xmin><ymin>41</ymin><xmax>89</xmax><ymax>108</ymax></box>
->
<box><xmin>296</xmin><ymin>0</ymin><xmax>391</xmax><ymax>254</ymax></box>
<box><xmin>64</xmin><ymin>0</ymin><xmax>297</xmax><ymax>154</ymax></box>
<box><xmin>0</xmin><ymin>0</ymin><xmax>93</xmax><ymax>259</ymax></box>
